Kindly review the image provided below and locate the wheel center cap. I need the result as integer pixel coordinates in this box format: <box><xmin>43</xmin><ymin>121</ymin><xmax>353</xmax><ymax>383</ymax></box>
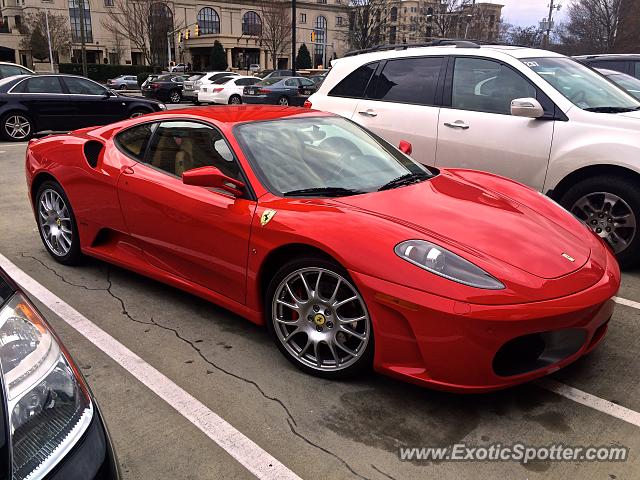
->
<box><xmin>56</xmin><ymin>218</ymin><xmax>61</xmax><ymax>227</ymax></box>
<box><xmin>313</xmin><ymin>313</ymin><xmax>326</xmax><ymax>326</ymax></box>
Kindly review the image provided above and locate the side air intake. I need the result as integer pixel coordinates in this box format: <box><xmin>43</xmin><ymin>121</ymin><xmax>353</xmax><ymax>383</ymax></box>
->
<box><xmin>83</xmin><ymin>141</ymin><xmax>104</xmax><ymax>168</ymax></box>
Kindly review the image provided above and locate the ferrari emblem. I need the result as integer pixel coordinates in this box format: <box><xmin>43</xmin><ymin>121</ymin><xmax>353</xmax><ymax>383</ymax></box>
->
<box><xmin>314</xmin><ymin>314</ymin><xmax>326</xmax><ymax>326</ymax></box>
<box><xmin>561</xmin><ymin>253</ymin><xmax>575</xmax><ymax>262</ymax></box>
<box><xmin>260</xmin><ymin>209</ymin><xmax>277</xmax><ymax>226</ymax></box>
<box><xmin>56</xmin><ymin>218</ymin><xmax>61</xmax><ymax>227</ymax></box>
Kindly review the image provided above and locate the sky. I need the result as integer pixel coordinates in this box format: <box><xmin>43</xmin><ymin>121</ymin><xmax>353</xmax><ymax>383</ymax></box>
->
<box><xmin>486</xmin><ymin>0</ymin><xmax>568</xmax><ymax>27</ymax></box>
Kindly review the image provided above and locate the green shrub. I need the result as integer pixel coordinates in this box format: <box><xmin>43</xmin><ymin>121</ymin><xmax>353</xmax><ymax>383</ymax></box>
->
<box><xmin>58</xmin><ymin>63</ymin><xmax>153</xmax><ymax>83</ymax></box>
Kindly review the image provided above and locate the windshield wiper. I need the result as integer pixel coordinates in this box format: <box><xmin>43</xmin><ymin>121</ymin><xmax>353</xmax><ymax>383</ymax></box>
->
<box><xmin>378</xmin><ymin>172</ymin><xmax>431</xmax><ymax>191</ymax></box>
<box><xmin>584</xmin><ymin>106</ymin><xmax>640</xmax><ymax>113</ymax></box>
<box><xmin>283</xmin><ymin>187</ymin><xmax>365</xmax><ymax>197</ymax></box>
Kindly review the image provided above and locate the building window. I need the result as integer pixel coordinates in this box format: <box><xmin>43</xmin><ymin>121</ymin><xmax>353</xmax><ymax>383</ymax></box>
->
<box><xmin>317</xmin><ymin>0</ymin><xmax>327</xmax><ymax>3</ymax></box>
<box><xmin>336</xmin><ymin>16</ymin><xmax>343</xmax><ymax>26</ymax></box>
<box><xmin>389</xmin><ymin>25</ymin><xmax>396</xmax><ymax>44</ymax></box>
<box><xmin>300</xmin><ymin>13</ymin><xmax>306</xmax><ymax>23</ymax></box>
<box><xmin>14</xmin><ymin>15</ymin><xmax>21</xmax><ymax>26</ymax></box>
<box><xmin>242</xmin><ymin>11</ymin><xmax>261</xmax><ymax>36</ymax></box>
<box><xmin>104</xmin><ymin>0</ymin><xmax>113</xmax><ymax>6</ymax></box>
<box><xmin>314</xmin><ymin>16</ymin><xmax>327</xmax><ymax>65</ymax></box>
<box><xmin>197</xmin><ymin>7</ymin><xmax>220</xmax><ymax>34</ymax></box>
<box><xmin>68</xmin><ymin>0</ymin><xmax>92</xmax><ymax>43</ymax></box>
<box><xmin>390</xmin><ymin>6</ymin><xmax>397</xmax><ymax>21</ymax></box>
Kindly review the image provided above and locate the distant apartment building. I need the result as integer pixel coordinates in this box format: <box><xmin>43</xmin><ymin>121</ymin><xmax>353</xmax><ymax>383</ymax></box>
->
<box><xmin>0</xmin><ymin>0</ymin><xmax>349</xmax><ymax>70</ymax></box>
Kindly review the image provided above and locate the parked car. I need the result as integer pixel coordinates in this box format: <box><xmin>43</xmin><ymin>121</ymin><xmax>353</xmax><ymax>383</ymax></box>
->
<box><xmin>262</xmin><ymin>69</ymin><xmax>294</xmax><ymax>80</ymax></box>
<box><xmin>183</xmin><ymin>71</ymin><xmax>239</xmax><ymax>103</ymax></box>
<box><xmin>249</xmin><ymin>64</ymin><xmax>261</xmax><ymax>72</ymax></box>
<box><xmin>0</xmin><ymin>74</ymin><xmax>165</xmax><ymax>141</ymax></box>
<box><xmin>242</xmin><ymin>76</ymin><xmax>317</xmax><ymax>106</ymax></box>
<box><xmin>0</xmin><ymin>62</ymin><xmax>34</xmax><ymax>79</ymax></box>
<box><xmin>141</xmin><ymin>74</ymin><xmax>160</xmax><ymax>89</ymax></box>
<box><xmin>0</xmin><ymin>266</ymin><xmax>120</xmax><ymax>479</ymax></box>
<box><xmin>198</xmin><ymin>75</ymin><xmax>260</xmax><ymax>104</ymax></box>
<box><xmin>169</xmin><ymin>63</ymin><xmax>187</xmax><ymax>73</ymax></box>
<box><xmin>309</xmin><ymin>72</ymin><xmax>328</xmax><ymax>86</ymax></box>
<box><xmin>308</xmin><ymin>42</ymin><xmax>640</xmax><ymax>267</ymax></box>
<box><xmin>142</xmin><ymin>73</ymin><xmax>188</xmax><ymax>103</ymax></box>
<box><xmin>106</xmin><ymin>75</ymin><xmax>139</xmax><ymax>90</ymax></box>
<box><xmin>24</xmin><ymin>106</ymin><xmax>619</xmax><ymax>392</ymax></box>
<box><xmin>575</xmin><ymin>54</ymin><xmax>640</xmax><ymax>79</ymax></box>
<box><xmin>597</xmin><ymin>68</ymin><xmax>640</xmax><ymax>100</ymax></box>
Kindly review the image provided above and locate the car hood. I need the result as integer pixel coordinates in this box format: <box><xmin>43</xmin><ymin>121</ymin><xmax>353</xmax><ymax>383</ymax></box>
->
<box><xmin>614</xmin><ymin>109</ymin><xmax>640</xmax><ymax>120</ymax></box>
<box><xmin>334</xmin><ymin>172</ymin><xmax>590</xmax><ymax>280</ymax></box>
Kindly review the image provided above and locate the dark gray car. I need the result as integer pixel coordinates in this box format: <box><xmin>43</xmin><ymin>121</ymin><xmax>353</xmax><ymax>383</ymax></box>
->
<box><xmin>242</xmin><ymin>76</ymin><xmax>317</xmax><ymax>106</ymax></box>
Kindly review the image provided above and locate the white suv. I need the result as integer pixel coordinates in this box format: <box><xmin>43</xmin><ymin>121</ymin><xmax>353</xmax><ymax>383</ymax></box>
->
<box><xmin>307</xmin><ymin>42</ymin><xmax>640</xmax><ymax>267</ymax></box>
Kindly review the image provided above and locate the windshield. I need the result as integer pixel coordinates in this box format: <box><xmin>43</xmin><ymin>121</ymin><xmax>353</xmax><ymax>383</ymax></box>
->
<box><xmin>523</xmin><ymin>57</ymin><xmax>640</xmax><ymax>111</ymax></box>
<box><xmin>235</xmin><ymin>117</ymin><xmax>433</xmax><ymax>196</ymax></box>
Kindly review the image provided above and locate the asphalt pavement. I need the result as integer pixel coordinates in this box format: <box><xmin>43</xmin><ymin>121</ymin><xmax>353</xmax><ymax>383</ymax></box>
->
<box><xmin>1</xmin><ymin>139</ymin><xmax>639</xmax><ymax>480</ymax></box>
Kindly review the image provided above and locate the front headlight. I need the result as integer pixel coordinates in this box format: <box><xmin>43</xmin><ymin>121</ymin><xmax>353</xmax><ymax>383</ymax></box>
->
<box><xmin>395</xmin><ymin>240</ymin><xmax>505</xmax><ymax>290</ymax></box>
<box><xmin>0</xmin><ymin>293</ymin><xmax>93</xmax><ymax>480</ymax></box>
<box><xmin>158</xmin><ymin>103</ymin><xmax>167</xmax><ymax>110</ymax></box>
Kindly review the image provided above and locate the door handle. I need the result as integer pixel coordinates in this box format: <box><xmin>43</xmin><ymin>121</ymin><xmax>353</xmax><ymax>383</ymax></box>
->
<box><xmin>444</xmin><ymin>121</ymin><xmax>469</xmax><ymax>130</ymax></box>
<box><xmin>358</xmin><ymin>109</ymin><xmax>377</xmax><ymax>117</ymax></box>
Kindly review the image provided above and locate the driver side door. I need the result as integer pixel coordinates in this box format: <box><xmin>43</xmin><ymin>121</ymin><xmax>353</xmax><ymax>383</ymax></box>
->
<box><xmin>116</xmin><ymin>120</ymin><xmax>256</xmax><ymax>303</ymax></box>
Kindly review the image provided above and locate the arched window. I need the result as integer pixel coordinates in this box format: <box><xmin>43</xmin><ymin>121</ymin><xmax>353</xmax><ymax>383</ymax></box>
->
<box><xmin>242</xmin><ymin>11</ymin><xmax>261</xmax><ymax>36</ymax></box>
<box><xmin>314</xmin><ymin>16</ymin><xmax>327</xmax><ymax>66</ymax></box>
<box><xmin>390</xmin><ymin>6</ymin><xmax>397</xmax><ymax>22</ymax></box>
<box><xmin>197</xmin><ymin>7</ymin><xmax>220</xmax><ymax>34</ymax></box>
<box><xmin>149</xmin><ymin>2</ymin><xmax>173</xmax><ymax>67</ymax></box>
<box><xmin>69</xmin><ymin>0</ymin><xmax>93</xmax><ymax>43</ymax></box>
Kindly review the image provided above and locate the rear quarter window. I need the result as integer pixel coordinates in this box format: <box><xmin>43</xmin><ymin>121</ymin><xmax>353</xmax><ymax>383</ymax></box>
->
<box><xmin>329</xmin><ymin>62</ymin><xmax>378</xmax><ymax>98</ymax></box>
<box><xmin>115</xmin><ymin>123</ymin><xmax>155</xmax><ymax>160</ymax></box>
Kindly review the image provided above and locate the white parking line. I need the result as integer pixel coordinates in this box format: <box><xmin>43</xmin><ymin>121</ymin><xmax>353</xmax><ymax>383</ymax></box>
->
<box><xmin>614</xmin><ymin>296</ymin><xmax>640</xmax><ymax>310</ymax></box>
<box><xmin>0</xmin><ymin>254</ymin><xmax>302</xmax><ymax>480</ymax></box>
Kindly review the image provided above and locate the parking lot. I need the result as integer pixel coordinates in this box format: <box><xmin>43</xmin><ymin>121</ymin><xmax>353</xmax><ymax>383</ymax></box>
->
<box><xmin>1</xmin><ymin>134</ymin><xmax>639</xmax><ymax>480</ymax></box>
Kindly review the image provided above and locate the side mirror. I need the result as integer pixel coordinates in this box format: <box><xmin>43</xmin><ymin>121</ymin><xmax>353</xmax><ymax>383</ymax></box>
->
<box><xmin>511</xmin><ymin>97</ymin><xmax>544</xmax><ymax>118</ymax></box>
<box><xmin>182</xmin><ymin>166</ymin><xmax>245</xmax><ymax>196</ymax></box>
<box><xmin>398</xmin><ymin>140</ymin><xmax>412</xmax><ymax>155</ymax></box>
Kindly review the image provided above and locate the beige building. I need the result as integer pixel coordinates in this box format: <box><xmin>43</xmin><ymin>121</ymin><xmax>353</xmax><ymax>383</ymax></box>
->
<box><xmin>0</xmin><ymin>0</ymin><xmax>350</xmax><ymax>70</ymax></box>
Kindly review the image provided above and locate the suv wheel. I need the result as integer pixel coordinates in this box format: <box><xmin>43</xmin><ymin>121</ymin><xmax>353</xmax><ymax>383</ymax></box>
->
<box><xmin>559</xmin><ymin>175</ymin><xmax>640</xmax><ymax>267</ymax></box>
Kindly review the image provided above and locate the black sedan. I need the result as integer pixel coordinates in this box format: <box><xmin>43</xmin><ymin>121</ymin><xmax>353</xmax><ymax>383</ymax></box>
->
<box><xmin>242</xmin><ymin>76</ymin><xmax>317</xmax><ymax>106</ymax></box>
<box><xmin>0</xmin><ymin>267</ymin><xmax>119</xmax><ymax>479</ymax></box>
<box><xmin>142</xmin><ymin>73</ymin><xmax>188</xmax><ymax>103</ymax></box>
<box><xmin>0</xmin><ymin>74</ymin><xmax>165</xmax><ymax>141</ymax></box>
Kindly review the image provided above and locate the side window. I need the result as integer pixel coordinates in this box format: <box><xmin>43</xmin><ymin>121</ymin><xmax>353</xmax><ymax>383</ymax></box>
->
<box><xmin>115</xmin><ymin>123</ymin><xmax>155</xmax><ymax>160</ymax></box>
<box><xmin>634</xmin><ymin>62</ymin><xmax>640</xmax><ymax>80</ymax></box>
<box><xmin>299</xmin><ymin>78</ymin><xmax>315</xmax><ymax>86</ymax></box>
<box><xmin>452</xmin><ymin>58</ymin><xmax>537</xmax><ymax>115</ymax></box>
<box><xmin>145</xmin><ymin>121</ymin><xmax>242</xmax><ymax>180</ymax></box>
<box><xmin>21</xmin><ymin>76</ymin><xmax>64</xmax><ymax>94</ymax></box>
<box><xmin>284</xmin><ymin>79</ymin><xmax>298</xmax><ymax>87</ymax></box>
<box><xmin>372</xmin><ymin>57</ymin><xmax>443</xmax><ymax>105</ymax></box>
<box><xmin>64</xmin><ymin>77</ymin><xmax>107</xmax><ymax>95</ymax></box>
<box><xmin>0</xmin><ymin>65</ymin><xmax>27</xmax><ymax>78</ymax></box>
<box><xmin>329</xmin><ymin>62</ymin><xmax>378</xmax><ymax>98</ymax></box>
<box><xmin>590</xmin><ymin>60</ymin><xmax>629</xmax><ymax>74</ymax></box>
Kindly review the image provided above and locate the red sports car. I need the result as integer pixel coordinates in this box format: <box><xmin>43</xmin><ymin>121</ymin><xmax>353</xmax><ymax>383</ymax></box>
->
<box><xmin>25</xmin><ymin>106</ymin><xmax>620</xmax><ymax>392</ymax></box>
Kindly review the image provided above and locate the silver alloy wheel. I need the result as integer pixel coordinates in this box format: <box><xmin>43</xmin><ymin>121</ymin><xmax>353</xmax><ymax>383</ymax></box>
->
<box><xmin>130</xmin><ymin>110</ymin><xmax>146</xmax><ymax>118</ymax></box>
<box><xmin>169</xmin><ymin>91</ymin><xmax>181</xmax><ymax>103</ymax></box>
<box><xmin>571</xmin><ymin>191</ymin><xmax>636</xmax><ymax>254</ymax></box>
<box><xmin>278</xmin><ymin>97</ymin><xmax>289</xmax><ymax>106</ymax></box>
<box><xmin>272</xmin><ymin>267</ymin><xmax>371</xmax><ymax>372</ymax></box>
<box><xmin>4</xmin><ymin>114</ymin><xmax>31</xmax><ymax>140</ymax></box>
<box><xmin>38</xmin><ymin>189</ymin><xmax>73</xmax><ymax>257</ymax></box>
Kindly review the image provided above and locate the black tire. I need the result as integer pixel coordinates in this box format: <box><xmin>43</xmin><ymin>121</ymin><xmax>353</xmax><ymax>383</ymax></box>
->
<box><xmin>558</xmin><ymin>174</ymin><xmax>640</xmax><ymax>268</ymax></box>
<box><xmin>277</xmin><ymin>96</ymin><xmax>289</xmax><ymax>106</ymax></box>
<box><xmin>119</xmin><ymin>84</ymin><xmax>127</xmax><ymax>90</ymax></box>
<box><xmin>35</xmin><ymin>180</ymin><xmax>83</xmax><ymax>265</ymax></box>
<box><xmin>229</xmin><ymin>95</ymin><xmax>242</xmax><ymax>105</ymax></box>
<box><xmin>129</xmin><ymin>108</ymin><xmax>150</xmax><ymax>119</ymax></box>
<box><xmin>168</xmin><ymin>89</ymin><xmax>182</xmax><ymax>103</ymax></box>
<box><xmin>265</xmin><ymin>256</ymin><xmax>374</xmax><ymax>380</ymax></box>
<box><xmin>1</xmin><ymin>112</ymin><xmax>34</xmax><ymax>142</ymax></box>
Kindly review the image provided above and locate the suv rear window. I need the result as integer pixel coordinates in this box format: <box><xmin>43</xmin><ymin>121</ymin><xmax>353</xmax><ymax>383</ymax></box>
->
<box><xmin>371</xmin><ymin>57</ymin><xmax>443</xmax><ymax>105</ymax></box>
<box><xmin>329</xmin><ymin>62</ymin><xmax>378</xmax><ymax>98</ymax></box>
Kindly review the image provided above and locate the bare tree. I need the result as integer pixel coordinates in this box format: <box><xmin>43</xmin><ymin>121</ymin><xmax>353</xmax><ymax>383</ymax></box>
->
<box><xmin>430</xmin><ymin>0</ymin><xmax>472</xmax><ymax>38</ymax></box>
<box><xmin>21</xmin><ymin>11</ymin><xmax>71</xmax><ymax>63</ymax></box>
<box><xmin>102</xmin><ymin>0</ymin><xmax>181</xmax><ymax>67</ymax></box>
<box><xmin>561</xmin><ymin>0</ymin><xmax>622</xmax><ymax>53</ymax></box>
<box><xmin>344</xmin><ymin>0</ymin><xmax>388</xmax><ymax>51</ymax></box>
<box><xmin>504</xmin><ymin>25</ymin><xmax>545</xmax><ymax>47</ymax></box>
<box><xmin>259</xmin><ymin>0</ymin><xmax>292</xmax><ymax>70</ymax></box>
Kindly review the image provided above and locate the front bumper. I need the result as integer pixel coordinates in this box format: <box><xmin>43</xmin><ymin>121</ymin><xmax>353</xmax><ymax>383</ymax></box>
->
<box><xmin>47</xmin><ymin>402</ymin><xmax>120</xmax><ymax>480</ymax></box>
<box><xmin>351</xmin><ymin>248</ymin><xmax>620</xmax><ymax>392</ymax></box>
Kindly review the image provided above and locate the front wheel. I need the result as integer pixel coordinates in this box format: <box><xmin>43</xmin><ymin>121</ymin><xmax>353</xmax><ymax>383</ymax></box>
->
<box><xmin>168</xmin><ymin>89</ymin><xmax>182</xmax><ymax>103</ymax></box>
<box><xmin>119</xmin><ymin>84</ymin><xmax>127</xmax><ymax>90</ymax></box>
<box><xmin>35</xmin><ymin>181</ymin><xmax>82</xmax><ymax>265</ymax></box>
<box><xmin>1</xmin><ymin>112</ymin><xmax>33</xmax><ymax>141</ymax></box>
<box><xmin>559</xmin><ymin>175</ymin><xmax>640</xmax><ymax>268</ymax></box>
<box><xmin>266</xmin><ymin>257</ymin><xmax>374</xmax><ymax>379</ymax></box>
<box><xmin>229</xmin><ymin>95</ymin><xmax>242</xmax><ymax>105</ymax></box>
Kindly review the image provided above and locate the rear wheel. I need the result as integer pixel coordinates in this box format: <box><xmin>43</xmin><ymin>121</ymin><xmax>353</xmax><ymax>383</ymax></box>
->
<box><xmin>266</xmin><ymin>257</ymin><xmax>374</xmax><ymax>379</ymax></box>
<box><xmin>168</xmin><ymin>89</ymin><xmax>182</xmax><ymax>103</ymax></box>
<box><xmin>229</xmin><ymin>95</ymin><xmax>242</xmax><ymax>105</ymax></box>
<box><xmin>119</xmin><ymin>84</ymin><xmax>127</xmax><ymax>90</ymax></box>
<box><xmin>35</xmin><ymin>181</ymin><xmax>82</xmax><ymax>265</ymax></box>
<box><xmin>277</xmin><ymin>96</ymin><xmax>289</xmax><ymax>106</ymax></box>
<box><xmin>559</xmin><ymin>175</ymin><xmax>640</xmax><ymax>268</ymax></box>
<box><xmin>1</xmin><ymin>112</ymin><xmax>33</xmax><ymax>141</ymax></box>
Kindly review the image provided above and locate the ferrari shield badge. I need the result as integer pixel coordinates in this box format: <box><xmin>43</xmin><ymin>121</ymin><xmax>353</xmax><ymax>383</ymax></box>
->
<box><xmin>261</xmin><ymin>209</ymin><xmax>277</xmax><ymax>227</ymax></box>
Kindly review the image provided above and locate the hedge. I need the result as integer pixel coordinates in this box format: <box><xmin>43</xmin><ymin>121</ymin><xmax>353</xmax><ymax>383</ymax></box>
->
<box><xmin>58</xmin><ymin>63</ymin><xmax>155</xmax><ymax>83</ymax></box>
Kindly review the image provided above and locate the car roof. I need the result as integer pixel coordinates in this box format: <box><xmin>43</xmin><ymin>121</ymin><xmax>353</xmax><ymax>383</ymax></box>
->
<box><xmin>575</xmin><ymin>54</ymin><xmax>640</xmax><ymax>60</ymax></box>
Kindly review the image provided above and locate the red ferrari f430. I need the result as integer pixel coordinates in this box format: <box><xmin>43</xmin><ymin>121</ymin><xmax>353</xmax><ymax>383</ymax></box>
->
<box><xmin>25</xmin><ymin>106</ymin><xmax>620</xmax><ymax>392</ymax></box>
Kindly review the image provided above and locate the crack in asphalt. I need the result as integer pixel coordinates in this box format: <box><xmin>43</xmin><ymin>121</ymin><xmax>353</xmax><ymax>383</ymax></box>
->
<box><xmin>22</xmin><ymin>253</ymin><xmax>374</xmax><ymax>480</ymax></box>
<box><xmin>371</xmin><ymin>464</ymin><xmax>398</xmax><ymax>480</ymax></box>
